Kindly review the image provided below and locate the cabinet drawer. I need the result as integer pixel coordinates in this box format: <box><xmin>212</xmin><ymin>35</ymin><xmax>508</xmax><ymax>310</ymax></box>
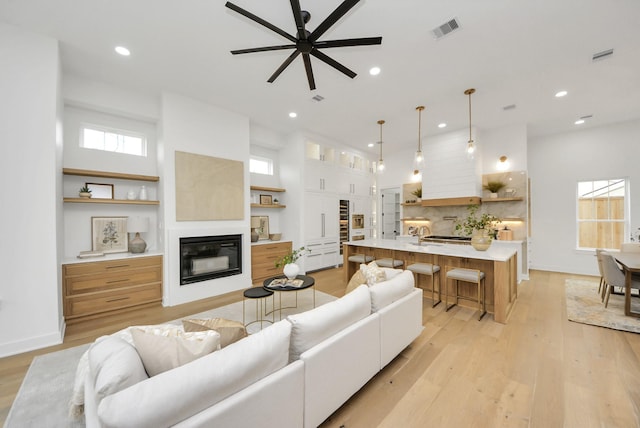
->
<box><xmin>251</xmin><ymin>242</ymin><xmax>291</xmax><ymax>256</ymax></box>
<box><xmin>64</xmin><ymin>256</ymin><xmax>162</xmax><ymax>276</ymax></box>
<box><xmin>65</xmin><ymin>283</ymin><xmax>162</xmax><ymax>319</ymax></box>
<box><xmin>65</xmin><ymin>266</ymin><xmax>162</xmax><ymax>295</ymax></box>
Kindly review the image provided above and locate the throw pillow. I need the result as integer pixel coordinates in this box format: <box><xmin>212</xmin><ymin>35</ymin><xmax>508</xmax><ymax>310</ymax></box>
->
<box><xmin>182</xmin><ymin>318</ymin><xmax>247</xmax><ymax>348</ymax></box>
<box><xmin>131</xmin><ymin>327</ymin><xmax>220</xmax><ymax>376</ymax></box>
<box><xmin>360</xmin><ymin>260</ymin><xmax>386</xmax><ymax>285</ymax></box>
<box><xmin>345</xmin><ymin>270</ymin><xmax>366</xmax><ymax>294</ymax></box>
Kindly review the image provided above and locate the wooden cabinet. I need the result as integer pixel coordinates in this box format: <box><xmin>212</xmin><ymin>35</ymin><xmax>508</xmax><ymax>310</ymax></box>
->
<box><xmin>251</xmin><ymin>241</ymin><xmax>292</xmax><ymax>284</ymax></box>
<box><xmin>63</xmin><ymin>255</ymin><xmax>163</xmax><ymax>322</ymax></box>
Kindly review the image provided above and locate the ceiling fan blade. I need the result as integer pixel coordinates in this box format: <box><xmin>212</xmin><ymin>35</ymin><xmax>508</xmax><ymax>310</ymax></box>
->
<box><xmin>231</xmin><ymin>44</ymin><xmax>296</xmax><ymax>55</ymax></box>
<box><xmin>315</xmin><ymin>37</ymin><xmax>382</xmax><ymax>49</ymax></box>
<box><xmin>310</xmin><ymin>49</ymin><xmax>356</xmax><ymax>79</ymax></box>
<box><xmin>225</xmin><ymin>2</ymin><xmax>297</xmax><ymax>43</ymax></box>
<box><xmin>268</xmin><ymin>50</ymin><xmax>301</xmax><ymax>83</ymax></box>
<box><xmin>290</xmin><ymin>0</ymin><xmax>307</xmax><ymax>41</ymax></box>
<box><xmin>302</xmin><ymin>53</ymin><xmax>316</xmax><ymax>90</ymax></box>
<box><xmin>309</xmin><ymin>0</ymin><xmax>360</xmax><ymax>42</ymax></box>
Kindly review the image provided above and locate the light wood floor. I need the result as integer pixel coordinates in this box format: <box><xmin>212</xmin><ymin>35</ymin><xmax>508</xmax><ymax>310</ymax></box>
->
<box><xmin>2</xmin><ymin>269</ymin><xmax>640</xmax><ymax>427</ymax></box>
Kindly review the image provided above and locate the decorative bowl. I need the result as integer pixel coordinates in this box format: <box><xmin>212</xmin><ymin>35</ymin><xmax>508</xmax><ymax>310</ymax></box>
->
<box><xmin>269</xmin><ymin>233</ymin><xmax>281</xmax><ymax>241</ymax></box>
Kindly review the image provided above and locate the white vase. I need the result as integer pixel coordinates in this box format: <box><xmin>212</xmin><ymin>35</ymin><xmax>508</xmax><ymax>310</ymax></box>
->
<box><xmin>283</xmin><ymin>263</ymin><xmax>299</xmax><ymax>280</ymax></box>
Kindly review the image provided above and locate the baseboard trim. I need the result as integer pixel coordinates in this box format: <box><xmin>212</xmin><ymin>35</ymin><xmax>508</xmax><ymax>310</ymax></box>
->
<box><xmin>0</xmin><ymin>328</ymin><xmax>64</xmax><ymax>358</ymax></box>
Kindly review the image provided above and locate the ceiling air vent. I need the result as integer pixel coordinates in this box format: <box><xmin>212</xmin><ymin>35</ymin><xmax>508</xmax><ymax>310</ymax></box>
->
<box><xmin>503</xmin><ymin>104</ymin><xmax>517</xmax><ymax>111</ymax></box>
<box><xmin>432</xmin><ymin>18</ymin><xmax>461</xmax><ymax>40</ymax></box>
<box><xmin>312</xmin><ymin>95</ymin><xmax>325</xmax><ymax>102</ymax></box>
<box><xmin>592</xmin><ymin>48</ymin><xmax>613</xmax><ymax>62</ymax></box>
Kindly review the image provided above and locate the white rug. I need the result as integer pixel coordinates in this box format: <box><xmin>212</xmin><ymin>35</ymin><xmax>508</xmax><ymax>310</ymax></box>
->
<box><xmin>565</xmin><ymin>279</ymin><xmax>640</xmax><ymax>333</ymax></box>
<box><xmin>5</xmin><ymin>290</ymin><xmax>336</xmax><ymax>428</ymax></box>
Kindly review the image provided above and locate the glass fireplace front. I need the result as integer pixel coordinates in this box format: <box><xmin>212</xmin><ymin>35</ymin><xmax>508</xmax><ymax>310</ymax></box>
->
<box><xmin>180</xmin><ymin>234</ymin><xmax>242</xmax><ymax>285</ymax></box>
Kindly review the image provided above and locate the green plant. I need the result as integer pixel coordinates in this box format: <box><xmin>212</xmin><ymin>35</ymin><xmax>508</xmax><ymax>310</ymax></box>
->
<box><xmin>483</xmin><ymin>181</ymin><xmax>506</xmax><ymax>194</ymax></box>
<box><xmin>411</xmin><ymin>187</ymin><xmax>422</xmax><ymax>198</ymax></box>
<box><xmin>455</xmin><ymin>205</ymin><xmax>501</xmax><ymax>236</ymax></box>
<box><xmin>275</xmin><ymin>246</ymin><xmax>309</xmax><ymax>268</ymax></box>
<box><xmin>79</xmin><ymin>186</ymin><xmax>92</xmax><ymax>193</ymax></box>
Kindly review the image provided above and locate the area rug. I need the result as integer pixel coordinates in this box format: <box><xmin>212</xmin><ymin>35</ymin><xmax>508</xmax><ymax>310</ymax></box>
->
<box><xmin>565</xmin><ymin>279</ymin><xmax>640</xmax><ymax>333</ymax></box>
<box><xmin>5</xmin><ymin>290</ymin><xmax>336</xmax><ymax>428</ymax></box>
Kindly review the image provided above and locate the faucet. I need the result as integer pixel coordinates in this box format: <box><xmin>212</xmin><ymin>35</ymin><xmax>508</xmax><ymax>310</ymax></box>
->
<box><xmin>418</xmin><ymin>225</ymin><xmax>431</xmax><ymax>241</ymax></box>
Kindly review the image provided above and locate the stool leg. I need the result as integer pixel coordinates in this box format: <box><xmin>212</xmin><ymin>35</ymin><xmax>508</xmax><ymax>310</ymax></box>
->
<box><xmin>435</xmin><ymin>271</ymin><xmax>442</xmax><ymax>306</ymax></box>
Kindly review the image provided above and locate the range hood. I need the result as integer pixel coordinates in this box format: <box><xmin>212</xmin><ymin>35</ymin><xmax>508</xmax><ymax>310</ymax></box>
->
<box><xmin>421</xmin><ymin>130</ymin><xmax>482</xmax><ymax>206</ymax></box>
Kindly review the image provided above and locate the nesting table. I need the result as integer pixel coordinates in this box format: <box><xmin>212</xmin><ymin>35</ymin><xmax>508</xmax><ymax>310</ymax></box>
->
<box><xmin>263</xmin><ymin>274</ymin><xmax>315</xmax><ymax>320</ymax></box>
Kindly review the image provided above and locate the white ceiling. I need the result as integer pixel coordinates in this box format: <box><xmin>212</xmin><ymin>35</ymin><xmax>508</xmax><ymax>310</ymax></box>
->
<box><xmin>2</xmin><ymin>0</ymin><xmax>640</xmax><ymax>154</ymax></box>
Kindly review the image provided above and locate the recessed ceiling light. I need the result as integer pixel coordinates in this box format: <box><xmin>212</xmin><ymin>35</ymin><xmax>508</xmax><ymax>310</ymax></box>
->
<box><xmin>369</xmin><ymin>67</ymin><xmax>381</xmax><ymax>76</ymax></box>
<box><xmin>367</xmin><ymin>143</ymin><xmax>374</xmax><ymax>147</ymax></box>
<box><xmin>289</xmin><ymin>112</ymin><xmax>297</xmax><ymax>118</ymax></box>
<box><xmin>438</xmin><ymin>123</ymin><xmax>447</xmax><ymax>128</ymax></box>
<box><xmin>114</xmin><ymin>46</ymin><xmax>130</xmax><ymax>56</ymax></box>
<box><xmin>555</xmin><ymin>90</ymin><xmax>568</xmax><ymax>98</ymax></box>
<box><xmin>575</xmin><ymin>119</ymin><xmax>585</xmax><ymax>125</ymax></box>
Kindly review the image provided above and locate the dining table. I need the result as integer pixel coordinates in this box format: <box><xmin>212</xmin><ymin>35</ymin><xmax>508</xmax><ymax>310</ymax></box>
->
<box><xmin>613</xmin><ymin>251</ymin><xmax>640</xmax><ymax>318</ymax></box>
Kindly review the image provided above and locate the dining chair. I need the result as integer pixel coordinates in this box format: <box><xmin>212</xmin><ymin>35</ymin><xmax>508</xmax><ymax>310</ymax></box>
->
<box><xmin>600</xmin><ymin>252</ymin><xmax>640</xmax><ymax>308</ymax></box>
<box><xmin>595</xmin><ymin>249</ymin><xmax>607</xmax><ymax>300</ymax></box>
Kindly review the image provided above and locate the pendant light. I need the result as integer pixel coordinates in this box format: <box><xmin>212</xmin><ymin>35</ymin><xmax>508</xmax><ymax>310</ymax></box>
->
<box><xmin>413</xmin><ymin>106</ymin><xmax>426</xmax><ymax>170</ymax></box>
<box><xmin>377</xmin><ymin>119</ymin><xmax>385</xmax><ymax>172</ymax></box>
<box><xmin>464</xmin><ymin>88</ymin><xmax>476</xmax><ymax>159</ymax></box>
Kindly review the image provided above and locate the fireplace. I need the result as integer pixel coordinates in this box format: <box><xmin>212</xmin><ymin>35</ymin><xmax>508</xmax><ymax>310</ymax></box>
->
<box><xmin>180</xmin><ymin>234</ymin><xmax>242</xmax><ymax>285</ymax></box>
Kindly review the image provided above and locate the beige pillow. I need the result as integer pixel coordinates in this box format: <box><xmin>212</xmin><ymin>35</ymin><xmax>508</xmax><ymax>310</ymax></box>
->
<box><xmin>182</xmin><ymin>318</ymin><xmax>247</xmax><ymax>348</ymax></box>
<box><xmin>345</xmin><ymin>270</ymin><xmax>366</xmax><ymax>294</ymax></box>
<box><xmin>131</xmin><ymin>327</ymin><xmax>220</xmax><ymax>376</ymax></box>
<box><xmin>360</xmin><ymin>261</ymin><xmax>386</xmax><ymax>285</ymax></box>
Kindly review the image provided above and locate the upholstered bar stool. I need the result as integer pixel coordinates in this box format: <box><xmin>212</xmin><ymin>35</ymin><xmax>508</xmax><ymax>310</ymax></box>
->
<box><xmin>375</xmin><ymin>258</ymin><xmax>404</xmax><ymax>268</ymax></box>
<box><xmin>406</xmin><ymin>262</ymin><xmax>441</xmax><ymax>307</ymax></box>
<box><xmin>243</xmin><ymin>287</ymin><xmax>274</xmax><ymax>330</ymax></box>
<box><xmin>347</xmin><ymin>254</ymin><xmax>374</xmax><ymax>264</ymax></box>
<box><xmin>445</xmin><ymin>267</ymin><xmax>486</xmax><ymax>320</ymax></box>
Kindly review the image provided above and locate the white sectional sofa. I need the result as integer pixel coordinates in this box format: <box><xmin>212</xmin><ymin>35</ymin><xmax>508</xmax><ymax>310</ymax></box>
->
<box><xmin>83</xmin><ymin>269</ymin><xmax>423</xmax><ymax>428</ymax></box>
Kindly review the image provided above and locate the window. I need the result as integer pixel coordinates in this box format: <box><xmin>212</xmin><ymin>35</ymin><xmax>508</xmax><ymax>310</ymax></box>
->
<box><xmin>81</xmin><ymin>124</ymin><xmax>147</xmax><ymax>157</ymax></box>
<box><xmin>249</xmin><ymin>155</ymin><xmax>273</xmax><ymax>175</ymax></box>
<box><xmin>577</xmin><ymin>178</ymin><xmax>628</xmax><ymax>250</ymax></box>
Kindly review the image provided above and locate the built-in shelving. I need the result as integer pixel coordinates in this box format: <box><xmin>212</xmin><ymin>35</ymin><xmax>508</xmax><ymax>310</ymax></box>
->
<box><xmin>63</xmin><ymin>168</ymin><xmax>160</xmax><ymax>205</ymax></box>
<box><xmin>250</xmin><ymin>203</ymin><xmax>286</xmax><ymax>209</ymax></box>
<box><xmin>250</xmin><ymin>185</ymin><xmax>285</xmax><ymax>192</ymax></box>
<box><xmin>482</xmin><ymin>197</ymin><xmax>524</xmax><ymax>203</ymax></box>
<box><xmin>401</xmin><ymin>202</ymin><xmax>421</xmax><ymax>206</ymax></box>
<box><xmin>64</xmin><ymin>198</ymin><xmax>159</xmax><ymax>205</ymax></box>
<box><xmin>401</xmin><ymin>217</ymin><xmax>430</xmax><ymax>221</ymax></box>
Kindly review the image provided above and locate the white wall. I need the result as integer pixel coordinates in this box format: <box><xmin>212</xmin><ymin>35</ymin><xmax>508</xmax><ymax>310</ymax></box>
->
<box><xmin>0</xmin><ymin>24</ymin><xmax>63</xmax><ymax>357</ymax></box>
<box><xmin>160</xmin><ymin>92</ymin><xmax>252</xmax><ymax>306</ymax></box>
<box><xmin>528</xmin><ymin>119</ymin><xmax>640</xmax><ymax>275</ymax></box>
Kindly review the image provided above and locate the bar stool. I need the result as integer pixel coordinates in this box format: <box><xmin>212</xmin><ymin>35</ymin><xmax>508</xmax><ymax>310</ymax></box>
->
<box><xmin>375</xmin><ymin>258</ymin><xmax>404</xmax><ymax>268</ymax></box>
<box><xmin>406</xmin><ymin>262</ymin><xmax>441</xmax><ymax>307</ymax></box>
<box><xmin>445</xmin><ymin>267</ymin><xmax>486</xmax><ymax>320</ymax></box>
<box><xmin>243</xmin><ymin>287</ymin><xmax>274</xmax><ymax>330</ymax></box>
<box><xmin>347</xmin><ymin>254</ymin><xmax>374</xmax><ymax>264</ymax></box>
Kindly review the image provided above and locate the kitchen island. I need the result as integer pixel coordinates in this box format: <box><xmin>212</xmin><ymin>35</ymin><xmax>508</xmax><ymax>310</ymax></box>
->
<box><xmin>343</xmin><ymin>239</ymin><xmax>518</xmax><ymax>323</ymax></box>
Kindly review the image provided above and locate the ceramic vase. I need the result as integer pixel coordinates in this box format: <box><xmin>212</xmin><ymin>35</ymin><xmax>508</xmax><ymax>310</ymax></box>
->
<box><xmin>283</xmin><ymin>263</ymin><xmax>299</xmax><ymax>280</ymax></box>
<box><xmin>471</xmin><ymin>228</ymin><xmax>492</xmax><ymax>251</ymax></box>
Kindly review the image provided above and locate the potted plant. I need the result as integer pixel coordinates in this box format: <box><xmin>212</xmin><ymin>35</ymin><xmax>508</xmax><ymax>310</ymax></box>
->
<box><xmin>483</xmin><ymin>181</ymin><xmax>506</xmax><ymax>198</ymax></box>
<box><xmin>455</xmin><ymin>205</ymin><xmax>501</xmax><ymax>251</ymax></box>
<box><xmin>275</xmin><ymin>246</ymin><xmax>308</xmax><ymax>279</ymax></box>
<box><xmin>79</xmin><ymin>186</ymin><xmax>92</xmax><ymax>198</ymax></box>
<box><xmin>273</xmin><ymin>198</ymin><xmax>280</xmax><ymax>205</ymax></box>
<box><xmin>411</xmin><ymin>187</ymin><xmax>422</xmax><ymax>201</ymax></box>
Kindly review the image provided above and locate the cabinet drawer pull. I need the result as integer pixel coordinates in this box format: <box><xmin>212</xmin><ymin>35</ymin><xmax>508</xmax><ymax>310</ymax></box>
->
<box><xmin>106</xmin><ymin>296</ymin><xmax>130</xmax><ymax>303</ymax></box>
<box><xmin>106</xmin><ymin>278</ymin><xmax>130</xmax><ymax>284</ymax></box>
<box><xmin>107</xmin><ymin>264</ymin><xmax>130</xmax><ymax>269</ymax></box>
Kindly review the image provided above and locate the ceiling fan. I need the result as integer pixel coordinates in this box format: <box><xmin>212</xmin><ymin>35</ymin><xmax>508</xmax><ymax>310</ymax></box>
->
<box><xmin>225</xmin><ymin>0</ymin><xmax>382</xmax><ymax>90</ymax></box>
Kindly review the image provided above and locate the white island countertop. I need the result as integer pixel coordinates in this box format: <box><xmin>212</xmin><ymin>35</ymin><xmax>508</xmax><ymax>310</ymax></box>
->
<box><xmin>344</xmin><ymin>239</ymin><xmax>517</xmax><ymax>262</ymax></box>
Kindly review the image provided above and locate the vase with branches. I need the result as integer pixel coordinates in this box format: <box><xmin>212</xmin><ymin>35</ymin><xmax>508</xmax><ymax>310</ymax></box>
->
<box><xmin>275</xmin><ymin>246</ymin><xmax>309</xmax><ymax>279</ymax></box>
<box><xmin>455</xmin><ymin>205</ymin><xmax>501</xmax><ymax>250</ymax></box>
<box><xmin>483</xmin><ymin>181</ymin><xmax>506</xmax><ymax>198</ymax></box>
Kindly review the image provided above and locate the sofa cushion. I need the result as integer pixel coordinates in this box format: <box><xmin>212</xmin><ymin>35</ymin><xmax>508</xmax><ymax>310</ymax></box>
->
<box><xmin>131</xmin><ymin>327</ymin><xmax>220</xmax><ymax>376</ymax></box>
<box><xmin>287</xmin><ymin>284</ymin><xmax>371</xmax><ymax>361</ymax></box>
<box><xmin>360</xmin><ymin>261</ymin><xmax>386</xmax><ymax>285</ymax></box>
<box><xmin>88</xmin><ymin>336</ymin><xmax>148</xmax><ymax>403</ymax></box>
<box><xmin>369</xmin><ymin>270</ymin><xmax>415</xmax><ymax>312</ymax></box>
<box><xmin>182</xmin><ymin>318</ymin><xmax>247</xmax><ymax>348</ymax></box>
<box><xmin>345</xmin><ymin>270</ymin><xmax>366</xmax><ymax>294</ymax></box>
<box><xmin>381</xmin><ymin>267</ymin><xmax>403</xmax><ymax>280</ymax></box>
<box><xmin>98</xmin><ymin>320</ymin><xmax>292</xmax><ymax>428</ymax></box>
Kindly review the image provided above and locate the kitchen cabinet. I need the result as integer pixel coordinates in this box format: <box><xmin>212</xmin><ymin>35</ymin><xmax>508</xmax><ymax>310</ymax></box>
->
<box><xmin>304</xmin><ymin>161</ymin><xmax>338</xmax><ymax>193</ymax></box>
<box><xmin>304</xmin><ymin>193</ymin><xmax>339</xmax><ymax>241</ymax></box>
<box><xmin>304</xmin><ymin>238</ymin><xmax>340</xmax><ymax>272</ymax></box>
<box><xmin>305</xmin><ymin>141</ymin><xmax>336</xmax><ymax>163</ymax></box>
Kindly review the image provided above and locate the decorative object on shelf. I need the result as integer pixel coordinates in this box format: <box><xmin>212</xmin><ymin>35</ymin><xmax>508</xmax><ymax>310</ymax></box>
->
<box><xmin>86</xmin><ymin>182</ymin><xmax>114</xmax><ymax>199</ymax></box>
<box><xmin>139</xmin><ymin>185</ymin><xmax>148</xmax><ymax>201</ymax></box>
<box><xmin>455</xmin><ymin>205</ymin><xmax>501</xmax><ymax>251</ymax></box>
<box><xmin>127</xmin><ymin>189</ymin><xmax>137</xmax><ymax>200</ymax></box>
<box><xmin>411</xmin><ymin>187</ymin><xmax>422</xmax><ymax>201</ymax></box>
<box><xmin>464</xmin><ymin>88</ymin><xmax>476</xmax><ymax>159</ymax></box>
<box><xmin>483</xmin><ymin>180</ymin><xmax>506</xmax><ymax>198</ymax></box>
<box><xmin>275</xmin><ymin>246</ymin><xmax>308</xmax><ymax>280</ymax></box>
<box><xmin>251</xmin><ymin>215</ymin><xmax>269</xmax><ymax>240</ymax></box>
<box><xmin>91</xmin><ymin>216</ymin><xmax>128</xmax><ymax>254</ymax></box>
<box><xmin>273</xmin><ymin>198</ymin><xmax>279</xmax><ymax>205</ymax></box>
<box><xmin>504</xmin><ymin>188</ymin><xmax>517</xmax><ymax>197</ymax></box>
<box><xmin>78</xmin><ymin>185</ymin><xmax>92</xmax><ymax>198</ymax></box>
<box><xmin>128</xmin><ymin>216</ymin><xmax>150</xmax><ymax>253</ymax></box>
<box><xmin>413</xmin><ymin>106</ymin><xmax>426</xmax><ymax>171</ymax></box>
<box><xmin>259</xmin><ymin>194</ymin><xmax>272</xmax><ymax>205</ymax></box>
<box><xmin>250</xmin><ymin>216</ymin><xmax>261</xmax><ymax>242</ymax></box>
<box><xmin>269</xmin><ymin>233</ymin><xmax>281</xmax><ymax>241</ymax></box>
<box><xmin>377</xmin><ymin>120</ymin><xmax>385</xmax><ymax>172</ymax></box>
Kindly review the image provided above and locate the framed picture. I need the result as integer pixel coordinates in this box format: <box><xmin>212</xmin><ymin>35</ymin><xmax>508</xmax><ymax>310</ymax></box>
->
<box><xmin>252</xmin><ymin>215</ymin><xmax>270</xmax><ymax>240</ymax></box>
<box><xmin>260</xmin><ymin>194</ymin><xmax>273</xmax><ymax>205</ymax></box>
<box><xmin>86</xmin><ymin>182</ymin><xmax>114</xmax><ymax>199</ymax></box>
<box><xmin>91</xmin><ymin>216</ymin><xmax>128</xmax><ymax>253</ymax></box>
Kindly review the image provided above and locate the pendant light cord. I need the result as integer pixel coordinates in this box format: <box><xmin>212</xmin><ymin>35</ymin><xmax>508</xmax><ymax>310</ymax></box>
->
<box><xmin>377</xmin><ymin>119</ymin><xmax>385</xmax><ymax>161</ymax></box>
